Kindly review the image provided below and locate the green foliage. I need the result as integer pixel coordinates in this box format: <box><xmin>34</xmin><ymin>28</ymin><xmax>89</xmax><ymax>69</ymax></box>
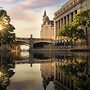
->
<box><xmin>3</xmin><ymin>33</ymin><xmax>15</xmax><ymax>44</ymax></box>
<box><xmin>74</xmin><ymin>9</ymin><xmax>90</xmax><ymax>27</ymax></box>
<box><xmin>60</xmin><ymin>60</ymin><xmax>90</xmax><ymax>90</ymax></box>
<box><xmin>60</xmin><ymin>9</ymin><xmax>90</xmax><ymax>42</ymax></box>
<box><xmin>60</xmin><ymin>60</ymin><xmax>86</xmax><ymax>76</ymax></box>
<box><xmin>60</xmin><ymin>25</ymin><xmax>69</xmax><ymax>37</ymax></box>
<box><xmin>60</xmin><ymin>25</ymin><xmax>85</xmax><ymax>42</ymax></box>
<box><xmin>0</xmin><ymin>54</ymin><xmax>15</xmax><ymax>88</ymax></box>
<box><xmin>0</xmin><ymin>9</ymin><xmax>15</xmax><ymax>45</ymax></box>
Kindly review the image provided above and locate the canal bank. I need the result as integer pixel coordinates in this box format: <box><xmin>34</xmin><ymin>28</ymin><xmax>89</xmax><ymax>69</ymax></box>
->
<box><xmin>0</xmin><ymin>44</ymin><xmax>21</xmax><ymax>52</ymax></box>
<box><xmin>29</xmin><ymin>44</ymin><xmax>90</xmax><ymax>52</ymax></box>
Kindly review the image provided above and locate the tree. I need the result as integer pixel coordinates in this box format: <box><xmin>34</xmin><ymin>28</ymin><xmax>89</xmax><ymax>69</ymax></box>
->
<box><xmin>0</xmin><ymin>9</ymin><xmax>15</xmax><ymax>45</ymax></box>
<box><xmin>60</xmin><ymin>59</ymin><xmax>90</xmax><ymax>90</ymax></box>
<box><xmin>60</xmin><ymin>24</ymin><xmax>85</xmax><ymax>43</ymax></box>
<box><xmin>73</xmin><ymin>9</ymin><xmax>90</xmax><ymax>45</ymax></box>
<box><xmin>60</xmin><ymin>9</ymin><xmax>90</xmax><ymax>43</ymax></box>
<box><xmin>0</xmin><ymin>53</ymin><xmax>15</xmax><ymax>89</ymax></box>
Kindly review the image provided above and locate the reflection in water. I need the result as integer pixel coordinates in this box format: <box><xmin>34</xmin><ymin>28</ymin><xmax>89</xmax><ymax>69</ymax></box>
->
<box><xmin>20</xmin><ymin>51</ymin><xmax>29</xmax><ymax>57</ymax></box>
<box><xmin>30</xmin><ymin>53</ymin><xmax>90</xmax><ymax>90</ymax></box>
<box><xmin>0</xmin><ymin>52</ymin><xmax>15</xmax><ymax>90</ymax></box>
<box><xmin>40</xmin><ymin>62</ymin><xmax>54</xmax><ymax>90</ymax></box>
<box><xmin>59</xmin><ymin>57</ymin><xmax>90</xmax><ymax>90</ymax></box>
<box><xmin>0</xmin><ymin>51</ymin><xmax>90</xmax><ymax>90</ymax></box>
<box><xmin>20</xmin><ymin>45</ymin><xmax>29</xmax><ymax>51</ymax></box>
<box><xmin>30</xmin><ymin>52</ymin><xmax>90</xmax><ymax>90</ymax></box>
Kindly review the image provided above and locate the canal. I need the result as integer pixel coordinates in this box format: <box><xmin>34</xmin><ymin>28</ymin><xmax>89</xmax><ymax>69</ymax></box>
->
<box><xmin>0</xmin><ymin>50</ymin><xmax>90</xmax><ymax>90</ymax></box>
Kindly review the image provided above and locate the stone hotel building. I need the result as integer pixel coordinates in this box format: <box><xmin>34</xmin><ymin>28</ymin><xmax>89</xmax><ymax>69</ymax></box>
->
<box><xmin>40</xmin><ymin>11</ymin><xmax>54</xmax><ymax>39</ymax></box>
<box><xmin>54</xmin><ymin>0</ymin><xmax>90</xmax><ymax>42</ymax></box>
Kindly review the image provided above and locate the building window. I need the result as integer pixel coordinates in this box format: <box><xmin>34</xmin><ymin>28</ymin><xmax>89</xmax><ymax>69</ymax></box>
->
<box><xmin>56</xmin><ymin>21</ymin><xmax>58</xmax><ymax>31</ymax></box>
<box><xmin>61</xmin><ymin>18</ymin><xmax>63</xmax><ymax>26</ymax></box>
<box><xmin>67</xmin><ymin>14</ymin><xmax>69</xmax><ymax>25</ymax></box>
<box><xmin>75</xmin><ymin>10</ymin><xmax>77</xmax><ymax>14</ymax></box>
<box><xmin>71</xmin><ymin>12</ymin><xmax>73</xmax><ymax>22</ymax></box>
<box><xmin>55</xmin><ymin>13</ymin><xmax>57</xmax><ymax>16</ymax></box>
<box><xmin>64</xmin><ymin>17</ymin><xmax>66</xmax><ymax>25</ymax></box>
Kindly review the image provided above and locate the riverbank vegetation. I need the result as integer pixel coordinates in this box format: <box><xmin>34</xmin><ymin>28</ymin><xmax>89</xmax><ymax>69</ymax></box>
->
<box><xmin>0</xmin><ymin>8</ymin><xmax>16</xmax><ymax>51</ymax></box>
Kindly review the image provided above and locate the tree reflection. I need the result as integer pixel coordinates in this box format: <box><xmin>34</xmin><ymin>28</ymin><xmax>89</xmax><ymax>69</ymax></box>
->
<box><xmin>0</xmin><ymin>54</ymin><xmax>15</xmax><ymax>90</ymax></box>
<box><xmin>60</xmin><ymin>58</ymin><xmax>90</xmax><ymax>90</ymax></box>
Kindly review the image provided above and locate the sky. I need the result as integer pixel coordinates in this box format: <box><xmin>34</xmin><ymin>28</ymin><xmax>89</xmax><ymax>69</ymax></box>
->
<box><xmin>0</xmin><ymin>0</ymin><xmax>68</xmax><ymax>38</ymax></box>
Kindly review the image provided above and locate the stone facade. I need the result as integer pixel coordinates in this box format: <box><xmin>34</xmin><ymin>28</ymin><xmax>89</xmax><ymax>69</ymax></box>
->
<box><xmin>40</xmin><ymin>11</ymin><xmax>54</xmax><ymax>39</ymax></box>
<box><xmin>54</xmin><ymin>0</ymin><xmax>90</xmax><ymax>41</ymax></box>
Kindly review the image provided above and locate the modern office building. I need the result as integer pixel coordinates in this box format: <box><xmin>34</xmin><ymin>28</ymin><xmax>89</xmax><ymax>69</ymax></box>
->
<box><xmin>54</xmin><ymin>0</ymin><xmax>90</xmax><ymax>41</ymax></box>
<box><xmin>40</xmin><ymin>11</ymin><xmax>54</xmax><ymax>39</ymax></box>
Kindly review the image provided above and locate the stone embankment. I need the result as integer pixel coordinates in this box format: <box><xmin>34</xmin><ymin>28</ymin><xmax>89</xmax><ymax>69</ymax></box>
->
<box><xmin>30</xmin><ymin>43</ymin><xmax>90</xmax><ymax>52</ymax></box>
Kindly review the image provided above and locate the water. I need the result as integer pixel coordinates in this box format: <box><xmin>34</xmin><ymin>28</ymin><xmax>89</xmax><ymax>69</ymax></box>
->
<box><xmin>0</xmin><ymin>51</ymin><xmax>90</xmax><ymax>90</ymax></box>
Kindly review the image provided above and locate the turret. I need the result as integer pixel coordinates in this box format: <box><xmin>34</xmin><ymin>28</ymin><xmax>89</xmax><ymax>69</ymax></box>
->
<box><xmin>43</xmin><ymin>10</ymin><xmax>50</xmax><ymax>25</ymax></box>
<box><xmin>43</xmin><ymin>10</ymin><xmax>46</xmax><ymax>17</ymax></box>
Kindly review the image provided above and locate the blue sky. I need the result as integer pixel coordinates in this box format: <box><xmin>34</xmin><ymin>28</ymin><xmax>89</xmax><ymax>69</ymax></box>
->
<box><xmin>0</xmin><ymin>0</ymin><xmax>68</xmax><ymax>38</ymax></box>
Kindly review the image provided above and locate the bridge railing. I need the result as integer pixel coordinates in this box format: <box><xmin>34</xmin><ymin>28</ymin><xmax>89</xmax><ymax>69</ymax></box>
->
<box><xmin>33</xmin><ymin>38</ymin><xmax>52</xmax><ymax>41</ymax></box>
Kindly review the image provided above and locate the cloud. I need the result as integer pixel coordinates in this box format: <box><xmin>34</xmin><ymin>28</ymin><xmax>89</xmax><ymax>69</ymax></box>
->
<box><xmin>16</xmin><ymin>0</ymin><xmax>61</xmax><ymax>9</ymax></box>
<box><xmin>3</xmin><ymin>0</ymin><xmax>67</xmax><ymax>22</ymax></box>
<box><xmin>2</xmin><ymin>0</ymin><xmax>68</xmax><ymax>37</ymax></box>
<box><xmin>6</xmin><ymin>0</ymin><xmax>60</xmax><ymax>22</ymax></box>
<box><xmin>0</xmin><ymin>0</ymin><xmax>15</xmax><ymax>3</ymax></box>
<box><xmin>7</xmin><ymin>7</ymin><xmax>37</xmax><ymax>21</ymax></box>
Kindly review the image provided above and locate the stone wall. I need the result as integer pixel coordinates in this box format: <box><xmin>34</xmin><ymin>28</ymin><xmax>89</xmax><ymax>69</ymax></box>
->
<box><xmin>41</xmin><ymin>25</ymin><xmax>54</xmax><ymax>39</ymax></box>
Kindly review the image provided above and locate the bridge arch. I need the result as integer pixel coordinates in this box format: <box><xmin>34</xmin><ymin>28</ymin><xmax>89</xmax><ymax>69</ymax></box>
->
<box><xmin>16</xmin><ymin>37</ymin><xmax>52</xmax><ymax>49</ymax></box>
<box><xmin>16</xmin><ymin>41</ymin><xmax>30</xmax><ymax>46</ymax></box>
<box><xmin>33</xmin><ymin>42</ymin><xmax>51</xmax><ymax>49</ymax></box>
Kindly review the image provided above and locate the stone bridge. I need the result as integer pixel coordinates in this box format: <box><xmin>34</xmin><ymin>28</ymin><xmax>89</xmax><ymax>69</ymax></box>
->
<box><xmin>16</xmin><ymin>35</ymin><xmax>52</xmax><ymax>49</ymax></box>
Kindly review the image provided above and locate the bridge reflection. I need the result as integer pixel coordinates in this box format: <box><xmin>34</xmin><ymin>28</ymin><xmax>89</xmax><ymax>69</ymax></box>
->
<box><xmin>39</xmin><ymin>52</ymin><xmax>90</xmax><ymax>90</ymax></box>
<box><xmin>15</xmin><ymin>52</ymin><xmax>90</xmax><ymax>64</ymax></box>
<box><xmin>0</xmin><ymin>51</ymin><xmax>90</xmax><ymax>90</ymax></box>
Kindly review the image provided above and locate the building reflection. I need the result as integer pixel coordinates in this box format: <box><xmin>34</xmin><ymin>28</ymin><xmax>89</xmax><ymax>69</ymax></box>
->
<box><xmin>39</xmin><ymin>52</ymin><xmax>90</xmax><ymax>90</ymax></box>
<box><xmin>53</xmin><ymin>54</ymin><xmax>90</xmax><ymax>90</ymax></box>
<box><xmin>40</xmin><ymin>61</ymin><xmax>54</xmax><ymax>90</ymax></box>
<box><xmin>14</xmin><ymin>50</ymin><xmax>90</xmax><ymax>90</ymax></box>
<box><xmin>54</xmin><ymin>61</ymin><xmax>76</xmax><ymax>90</ymax></box>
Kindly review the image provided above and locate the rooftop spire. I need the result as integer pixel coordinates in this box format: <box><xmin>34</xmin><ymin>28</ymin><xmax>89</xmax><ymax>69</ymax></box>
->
<box><xmin>43</xmin><ymin>10</ymin><xmax>46</xmax><ymax>17</ymax></box>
